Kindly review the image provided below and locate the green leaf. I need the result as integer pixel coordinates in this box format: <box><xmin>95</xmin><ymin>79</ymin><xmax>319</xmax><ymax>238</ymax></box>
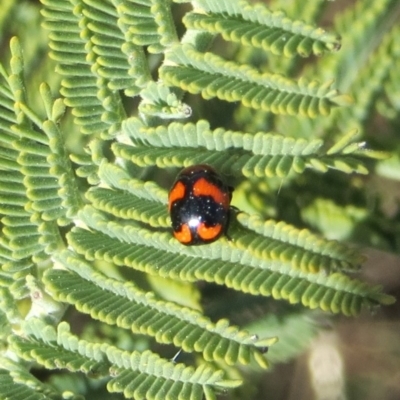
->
<box><xmin>0</xmin><ymin>369</ymin><xmax>53</xmax><ymax>400</ymax></box>
<box><xmin>160</xmin><ymin>44</ymin><xmax>344</xmax><ymax>117</ymax></box>
<box><xmin>10</xmin><ymin>318</ymin><xmax>241</xmax><ymax>400</ymax></box>
<box><xmin>184</xmin><ymin>0</ymin><xmax>340</xmax><ymax>57</ymax></box>
<box><xmin>45</xmin><ymin>250</ymin><xmax>272</xmax><ymax>368</ymax></box>
<box><xmin>66</xmin><ymin>206</ymin><xmax>395</xmax><ymax>316</ymax></box>
<box><xmin>114</xmin><ymin>118</ymin><xmax>373</xmax><ymax>176</ymax></box>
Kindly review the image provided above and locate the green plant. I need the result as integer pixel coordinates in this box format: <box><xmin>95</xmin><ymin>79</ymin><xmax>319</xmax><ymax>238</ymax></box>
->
<box><xmin>0</xmin><ymin>0</ymin><xmax>398</xmax><ymax>399</ymax></box>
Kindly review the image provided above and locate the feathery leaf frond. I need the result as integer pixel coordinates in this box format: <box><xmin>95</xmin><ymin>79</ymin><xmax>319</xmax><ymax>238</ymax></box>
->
<box><xmin>0</xmin><ymin>368</ymin><xmax>53</xmax><ymax>400</ymax></box>
<box><xmin>138</xmin><ymin>82</ymin><xmax>192</xmax><ymax>119</ymax></box>
<box><xmin>44</xmin><ymin>250</ymin><xmax>273</xmax><ymax>368</ymax></box>
<box><xmin>1</xmin><ymin>37</ymin><xmax>82</xmax><ymax>299</ymax></box>
<box><xmin>0</xmin><ymin>39</ymin><xmax>47</xmax><ymax>297</ymax></box>
<box><xmin>17</xmin><ymin>85</ymin><xmax>82</xmax><ymax>225</ymax></box>
<box><xmin>0</xmin><ymin>1</ymin><xmax>397</xmax><ymax>398</ymax></box>
<box><xmin>10</xmin><ymin>318</ymin><xmax>242</xmax><ymax>400</ymax></box>
<box><xmin>82</xmin><ymin>0</ymin><xmax>141</xmax><ymax>93</ymax></box>
<box><xmin>86</xmin><ymin>160</ymin><xmax>169</xmax><ymax>226</ymax></box>
<box><xmin>66</xmin><ymin>206</ymin><xmax>395</xmax><ymax>316</ymax></box>
<box><xmin>112</xmin><ymin>118</ymin><xmax>375</xmax><ymax>176</ymax></box>
<box><xmin>184</xmin><ymin>0</ymin><xmax>340</xmax><ymax>57</ymax></box>
<box><xmin>41</xmin><ymin>0</ymin><xmax>127</xmax><ymax>136</ymax></box>
<box><xmin>114</xmin><ymin>0</ymin><xmax>178</xmax><ymax>53</ymax></box>
<box><xmin>0</xmin><ymin>357</ymin><xmax>63</xmax><ymax>400</ymax></box>
<box><xmin>160</xmin><ymin>44</ymin><xmax>347</xmax><ymax>117</ymax></box>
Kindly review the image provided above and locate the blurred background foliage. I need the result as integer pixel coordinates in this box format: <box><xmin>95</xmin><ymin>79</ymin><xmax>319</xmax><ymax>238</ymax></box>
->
<box><xmin>0</xmin><ymin>0</ymin><xmax>399</xmax><ymax>399</ymax></box>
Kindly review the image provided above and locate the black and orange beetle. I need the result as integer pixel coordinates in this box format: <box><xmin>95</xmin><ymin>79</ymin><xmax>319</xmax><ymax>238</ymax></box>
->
<box><xmin>168</xmin><ymin>164</ymin><xmax>232</xmax><ymax>245</ymax></box>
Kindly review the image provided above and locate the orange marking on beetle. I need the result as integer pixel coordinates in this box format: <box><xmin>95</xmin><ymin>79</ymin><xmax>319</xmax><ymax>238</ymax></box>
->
<box><xmin>193</xmin><ymin>178</ymin><xmax>230</xmax><ymax>208</ymax></box>
<box><xmin>197</xmin><ymin>222</ymin><xmax>222</xmax><ymax>241</ymax></box>
<box><xmin>174</xmin><ymin>223</ymin><xmax>192</xmax><ymax>244</ymax></box>
<box><xmin>168</xmin><ymin>181</ymin><xmax>186</xmax><ymax>211</ymax></box>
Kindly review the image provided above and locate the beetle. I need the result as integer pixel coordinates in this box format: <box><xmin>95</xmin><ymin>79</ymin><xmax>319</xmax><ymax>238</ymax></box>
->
<box><xmin>168</xmin><ymin>164</ymin><xmax>232</xmax><ymax>245</ymax></box>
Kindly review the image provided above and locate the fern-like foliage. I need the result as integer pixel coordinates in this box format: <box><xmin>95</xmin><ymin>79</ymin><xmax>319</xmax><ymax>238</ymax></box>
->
<box><xmin>184</xmin><ymin>0</ymin><xmax>340</xmax><ymax>57</ymax></box>
<box><xmin>0</xmin><ymin>56</ymin><xmax>39</xmax><ymax>298</ymax></box>
<box><xmin>67</xmin><ymin>204</ymin><xmax>393</xmax><ymax>316</ymax></box>
<box><xmin>10</xmin><ymin>318</ymin><xmax>241</xmax><ymax>400</ymax></box>
<box><xmin>160</xmin><ymin>44</ymin><xmax>350</xmax><ymax>118</ymax></box>
<box><xmin>272</xmin><ymin>0</ymin><xmax>400</xmax><ymax>138</ymax></box>
<box><xmin>0</xmin><ymin>0</ymin><xmax>398</xmax><ymax>399</ymax></box>
<box><xmin>114</xmin><ymin>118</ymin><xmax>375</xmax><ymax>176</ymax></box>
<box><xmin>44</xmin><ymin>250</ymin><xmax>273</xmax><ymax>368</ymax></box>
<box><xmin>41</xmin><ymin>0</ymin><xmax>131</xmax><ymax>135</ymax></box>
<box><xmin>0</xmin><ymin>368</ymin><xmax>53</xmax><ymax>400</ymax></box>
<box><xmin>0</xmin><ymin>357</ymin><xmax>64</xmax><ymax>400</ymax></box>
<box><xmin>0</xmin><ymin>38</ymin><xmax>78</xmax><ymax>298</ymax></box>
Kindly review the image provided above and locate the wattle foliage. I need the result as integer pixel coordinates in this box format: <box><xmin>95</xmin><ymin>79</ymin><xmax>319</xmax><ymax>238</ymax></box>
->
<box><xmin>0</xmin><ymin>0</ymin><xmax>398</xmax><ymax>399</ymax></box>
